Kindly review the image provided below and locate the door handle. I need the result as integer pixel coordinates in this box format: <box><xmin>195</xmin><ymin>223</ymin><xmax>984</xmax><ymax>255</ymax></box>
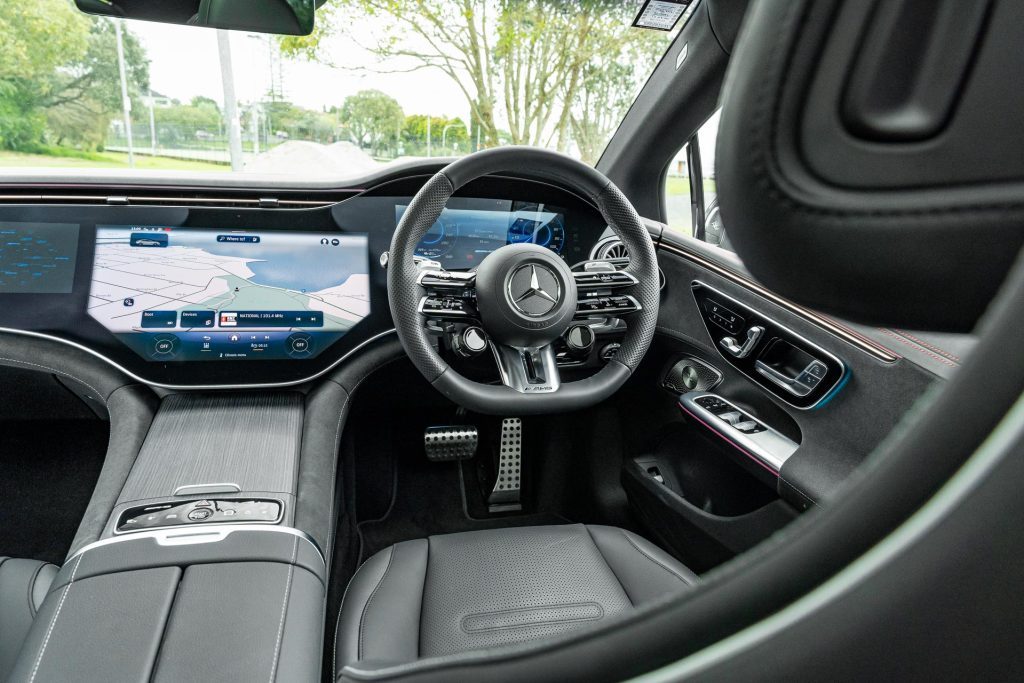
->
<box><xmin>720</xmin><ymin>325</ymin><xmax>764</xmax><ymax>359</ymax></box>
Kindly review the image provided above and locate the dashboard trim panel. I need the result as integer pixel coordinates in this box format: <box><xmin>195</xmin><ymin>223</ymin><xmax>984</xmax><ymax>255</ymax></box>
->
<box><xmin>657</xmin><ymin>240</ymin><xmax>899</xmax><ymax>363</ymax></box>
<box><xmin>0</xmin><ymin>325</ymin><xmax>398</xmax><ymax>390</ymax></box>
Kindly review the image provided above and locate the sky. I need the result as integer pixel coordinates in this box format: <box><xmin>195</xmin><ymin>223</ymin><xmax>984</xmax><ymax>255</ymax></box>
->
<box><xmin>129</xmin><ymin>20</ymin><xmax>472</xmax><ymax>120</ymax></box>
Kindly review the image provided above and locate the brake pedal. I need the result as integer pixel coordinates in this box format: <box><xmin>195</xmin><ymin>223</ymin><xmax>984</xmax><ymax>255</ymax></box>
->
<box><xmin>488</xmin><ymin>418</ymin><xmax>522</xmax><ymax>512</ymax></box>
<box><xmin>424</xmin><ymin>425</ymin><xmax>479</xmax><ymax>462</ymax></box>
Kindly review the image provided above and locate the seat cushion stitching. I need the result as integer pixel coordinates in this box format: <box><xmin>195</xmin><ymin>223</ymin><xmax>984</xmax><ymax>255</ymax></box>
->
<box><xmin>583</xmin><ymin>525</ymin><xmax>633</xmax><ymax>607</ymax></box>
<box><xmin>621</xmin><ymin>530</ymin><xmax>693</xmax><ymax>585</ymax></box>
<box><xmin>28</xmin><ymin>554</ymin><xmax>83</xmax><ymax>683</ymax></box>
<box><xmin>358</xmin><ymin>546</ymin><xmax>395</xmax><ymax>661</ymax></box>
<box><xmin>0</xmin><ymin>357</ymin><xmax>110</xmax><ymax>406</ymax></box>
<box><xmin>333</xmin><ymin>554</ymin><xmax>364</xmax><ymax>682</ymax></box>
<box><xmin>267</xmin><ymin>535</ymin><xmax>298</xmax><ymax>683</ymax></box>
<box><xmin>26</xmin><ymin>562</ymin><xmax>47</xmax><ymax>618</ymax></box>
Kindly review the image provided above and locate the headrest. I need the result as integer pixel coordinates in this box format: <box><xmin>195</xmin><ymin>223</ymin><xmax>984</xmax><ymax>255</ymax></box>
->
<box><xmin>716</xmin><ymin>0</ymin><xmax>1024</xmax><ymax>331</ymax></box>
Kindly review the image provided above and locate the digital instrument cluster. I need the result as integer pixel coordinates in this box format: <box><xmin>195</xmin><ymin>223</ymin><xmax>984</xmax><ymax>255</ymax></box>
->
<box><xmin>402</xmin><ymin>198</ymin><xmax>573</xmax><ymax>269</ymax></box>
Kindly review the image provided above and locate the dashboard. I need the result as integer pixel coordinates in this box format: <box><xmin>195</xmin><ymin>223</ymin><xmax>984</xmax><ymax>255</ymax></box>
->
<box><xmin>0</xmin><ymin>175</ymin><xmax>608</xmax><ymax>386</ymax></box>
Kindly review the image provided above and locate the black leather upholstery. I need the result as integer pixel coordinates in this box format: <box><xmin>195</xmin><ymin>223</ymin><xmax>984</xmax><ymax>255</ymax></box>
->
<box><xmin>334</xmin><ymin>524</ymin><xmax>697</xmax><ymax>679</ymax></box>
<box><xmin>0</xmin><ymin>557</ymin><xmax>58</xmax><ymax>680</ymax></box>
<box><xmin>716</xmin><ymin>0</ymin><xmax>1024</xmax><ymax>330</ymax></box>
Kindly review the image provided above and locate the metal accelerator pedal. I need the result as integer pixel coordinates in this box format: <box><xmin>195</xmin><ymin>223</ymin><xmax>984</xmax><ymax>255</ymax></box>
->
<box><xmin>488</xmin><ymin>418</ymin><xmax>523</xmax><ymax>513</ymax></box>
<box><xmin>423</xmin><ymin>426</ymin><xmax>479</xmax><ymax>462</ymax></box>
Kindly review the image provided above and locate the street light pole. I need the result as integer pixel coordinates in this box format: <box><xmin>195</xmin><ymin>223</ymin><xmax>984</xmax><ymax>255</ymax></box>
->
<box><xmin>114</xmin><ymin>20</ymin><xmax>135</xmax><ymax>167</ymax></box>
<box><xmin>441</xmin><ymin>123</ymin><xmax>454</xmax><ymax>152</ymax></box>
<box><xmin>146</xmin><ymin>93</ymin><xmax>157</xmax><ymax>156</ymax></box>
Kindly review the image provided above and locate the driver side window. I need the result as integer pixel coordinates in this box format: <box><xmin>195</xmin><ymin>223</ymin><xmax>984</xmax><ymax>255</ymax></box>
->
<box><xmin>665</xmin><ymin>111</ymin><xmax>729</xmax><ymax>250</ymax></box>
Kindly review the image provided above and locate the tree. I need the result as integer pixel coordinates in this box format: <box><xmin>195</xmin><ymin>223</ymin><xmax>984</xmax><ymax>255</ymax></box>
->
<box><xmin>340</xmin><ymin>90</ymin><xmax>403</xmax><ymax>153</ymax></box>
<box><xmin>0</xmin><ymin>1</ymin><xmax>149</xmax><ymax>151</ymax></box>
<box><xmin>45</xmin><ymin>18</ymin><xmax>151</xmax><ymax>150</ymax></box>
<box><xmin>281</xmin><ymin>0</ymin><xmax>670</xmax><ymax>160</ymax></box>
<box><xmin>190</xmin><ymin>95</ymin><xmax>220</xmax><ymax>112</ymax></box>
<box><xmin>0</xmin><ymin>0</ymin><xmax>90</xmax><ymax>149</ymax></box>
<box><xmin>403</xmin><ymin>114</ymin><xmax>468</xmax><ymax>155</ymax></box>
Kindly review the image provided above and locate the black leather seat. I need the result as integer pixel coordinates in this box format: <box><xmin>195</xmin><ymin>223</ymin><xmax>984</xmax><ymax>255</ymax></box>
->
<box><xmin>334</xmin><ymin>524</ymin><xmax>697</xmax><ymax>679</ymax></box>
<box><xmin>0</xmin><ymin>557</ymin><xmax>58</xmax><ymax>679</ymax></box>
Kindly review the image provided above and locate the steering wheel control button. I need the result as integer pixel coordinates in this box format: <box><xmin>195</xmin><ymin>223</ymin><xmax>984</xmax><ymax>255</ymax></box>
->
<box><xmin>575</xmin><ymin>294</ymin><xmax>642</xmax><ymax>318</ymax></box>
<box><xmin>419</xmin><ymin>296</ymin><xmax>472</xmax><ymax>318</ymax></box>
<box><xmin>150</xmin><ymin>334</ymin><xmax>179</xmax><ymax>359</ymax></box>
<box><xmin>454</xmin><ymin>326</ymin><xmax>488</xmax><ymax>357</ymax></box>
<box><xmin>565</xmin><ymin>324</ymin><xmax>596</xmax><ymax>355</ymax></box>
<box><xmin>599</xmin><ymin>343</ymin><xmax>621</xmax><ymax>362</ymax></box>
<box><xmin>286</xmin><ymin>333</ymin><xmax>314</xmax><ymax>358</ymax></box>
<box><xmin>418</xmin><ymin>270</ymin><xmax>476</xmax><ymax>289</ymax></box>
<box><xmin>572</xmin><ymin>270</ymin><xmax>639</xmax><ymax>289</ymax></box>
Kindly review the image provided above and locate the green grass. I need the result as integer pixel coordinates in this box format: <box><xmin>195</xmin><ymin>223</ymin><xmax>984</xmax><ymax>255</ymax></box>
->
<box><xmin>665</xmin><ymin>176</ymin><xmax>717</xmax><ymax>197</ymax></box>
<box><xmin>0</xmin><ymin>149</ymin><xmax>229</xmax><ymax>172</ymax></box>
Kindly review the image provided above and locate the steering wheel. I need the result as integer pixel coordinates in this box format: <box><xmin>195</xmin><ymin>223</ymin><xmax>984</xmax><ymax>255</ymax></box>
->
<box><xmin>388</xmin><ymin>147</ymin><xmax>659</xmax><ymax>415</ymax></box>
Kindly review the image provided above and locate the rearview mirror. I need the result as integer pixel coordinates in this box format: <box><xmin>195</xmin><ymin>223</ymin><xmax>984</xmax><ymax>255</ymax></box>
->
<box><xmin>75</xmin><ymin>0</ymin><xmax>317</xmax><ymax>36</ymax></box>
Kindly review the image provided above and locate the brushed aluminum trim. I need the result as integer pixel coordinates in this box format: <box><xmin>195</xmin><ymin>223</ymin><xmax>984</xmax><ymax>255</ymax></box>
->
<box><xmin>68</xmin><ymin>523</ymin><xmax>325</xmax><ymax>565</ymax></box>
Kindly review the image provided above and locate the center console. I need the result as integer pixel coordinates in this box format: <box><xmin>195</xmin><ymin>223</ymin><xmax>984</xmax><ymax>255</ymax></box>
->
<box><xmin>5</xmin><ymin>384</ymin><xmax>337</xmax><ymax>682</ymax></box>
<box><xmin>8</xmin><ymin>526</ymin><xmax>324</xmax><ymax>682</ymax></box>
<box><xmin>0</xmin><ymin>329</ymin><xmax>404</xmax><ymax>683</ymax></box>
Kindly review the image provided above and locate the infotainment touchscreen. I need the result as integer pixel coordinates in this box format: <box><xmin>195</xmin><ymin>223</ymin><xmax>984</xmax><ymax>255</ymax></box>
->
<box><xmin>88</xmin><ymin>226</ymin><xmax>370</xmax><ymax>362</ymax></box>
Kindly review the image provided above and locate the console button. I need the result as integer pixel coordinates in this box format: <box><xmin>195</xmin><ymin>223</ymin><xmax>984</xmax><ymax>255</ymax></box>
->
<box><xmin>796</xmin><ymin>371</ymin><xmax>821</xmax><ymax>389</ymax></box>
<box><xmin>150</xmin><ymin>334</ymin><xmax>179</xmax><ymax>358</ymax></box>
<box><xmin>187</xmin><ymin>508</ymin><xmax>213</xmax><ymax>521</ymax></box>
<box><xmin>806</xmin><ymin>361</ymin><xmax>828</xmax><ymax>379</ymax></box>
<box><xmin>285</xmin><ymin>332</ymin><xmax>314</xmax><ymax>358</ymax></box>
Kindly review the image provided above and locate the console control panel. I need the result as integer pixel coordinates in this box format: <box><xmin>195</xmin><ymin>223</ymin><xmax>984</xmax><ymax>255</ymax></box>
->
<box><xmin>693</xmin><ymin>395</ymin><xmax>767</xmax><ymax>434</ymax></box>
<box><xmin>116</xmin><ymin>498</ymin><xmax>282</xmax><ymax>534</ymax></box>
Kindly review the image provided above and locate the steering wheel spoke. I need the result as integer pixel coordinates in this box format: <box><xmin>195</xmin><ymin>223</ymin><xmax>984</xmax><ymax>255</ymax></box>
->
<box><xmin>491</xmin><ymin>343</ymin><xmax>561</xmax><ymax>394</ymax></box>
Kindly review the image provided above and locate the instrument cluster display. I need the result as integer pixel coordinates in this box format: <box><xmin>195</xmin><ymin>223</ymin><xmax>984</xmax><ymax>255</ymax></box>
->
<box><xmin>400</xmin><ymin>198</ymin><xmax>572</xmax><ymax>269</ymax></box>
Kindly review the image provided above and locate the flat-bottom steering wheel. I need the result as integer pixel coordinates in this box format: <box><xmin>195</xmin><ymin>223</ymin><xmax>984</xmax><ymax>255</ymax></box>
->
<box><xmin>388</xmin><ymin>147</ymin><xmax>660</xmax><ymax>415</ymax></box>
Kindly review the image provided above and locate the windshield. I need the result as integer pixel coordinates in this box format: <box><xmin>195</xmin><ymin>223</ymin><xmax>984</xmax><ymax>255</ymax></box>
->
<box><xmin>0</xmin><ymin>1</ymin><xmax>687</xmax><ymax>179</ymax></box>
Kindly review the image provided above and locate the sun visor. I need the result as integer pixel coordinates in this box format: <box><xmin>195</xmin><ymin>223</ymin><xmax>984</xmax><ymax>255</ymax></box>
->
<box><xmin>715</xmin><ymin>0</ymin><xmax>1024</xmax><ymax>331</ymax></box>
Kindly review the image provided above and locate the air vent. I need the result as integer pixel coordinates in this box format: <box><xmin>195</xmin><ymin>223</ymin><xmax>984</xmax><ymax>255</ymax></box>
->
<box><xmin>604</xmin><ymin>242</ymin><xmax>629</xmax><ymax>260</ymax></box>
<box><xmin>591</xmin><ymin>236</ymin><xmax>629</xmax><ymax>261</ymax></box>
<box><xmin>588</xmin><ymin>234</ymin><xmax>666</xmax><ymax>291</ymax></box>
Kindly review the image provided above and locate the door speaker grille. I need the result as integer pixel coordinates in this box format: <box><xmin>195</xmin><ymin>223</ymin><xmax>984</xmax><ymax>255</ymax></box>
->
<box><xmin>663</xmin><ymin>356</ymin><xmax>723</xmax><ymax>393</ymax></box>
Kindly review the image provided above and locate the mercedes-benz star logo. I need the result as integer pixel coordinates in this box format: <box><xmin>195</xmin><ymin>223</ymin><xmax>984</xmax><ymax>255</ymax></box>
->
<box><xmin>507</xmin><ymin>264</ymin><xmax>561</xmax><ymax>317</ymax></box>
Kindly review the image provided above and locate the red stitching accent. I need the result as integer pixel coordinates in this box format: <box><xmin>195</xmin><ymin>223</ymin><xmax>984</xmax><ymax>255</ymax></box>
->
<box><xmin>876</xmin><ymin>328</ymin><xmax>957</xmax><ymax>368</ymax></box>
<box><xmin>893</xmin><ymin>329</ymin><xmax>962</xmax><ymax>363</ymax></box>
